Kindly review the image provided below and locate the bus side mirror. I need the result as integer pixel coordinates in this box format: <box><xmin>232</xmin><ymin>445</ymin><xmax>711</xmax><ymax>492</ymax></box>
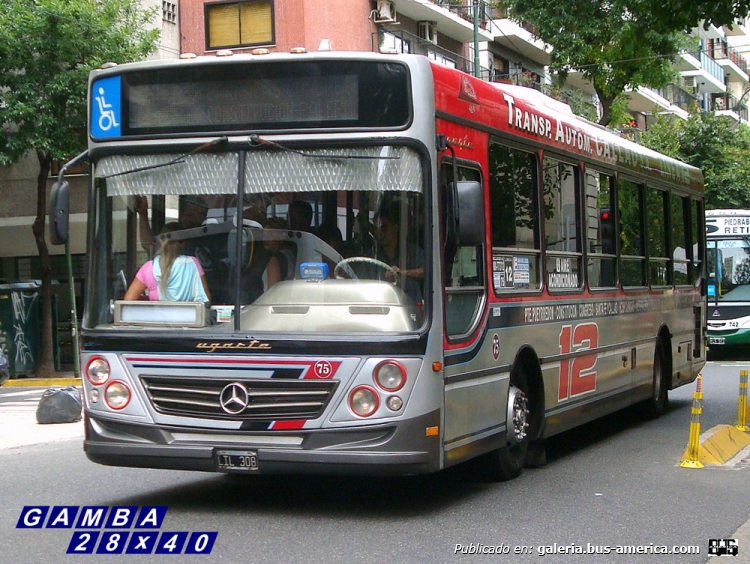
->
<box><xmin>48</xmin><ymin>181</ymin><xmax>70</xmax><ymax>245</ymax></box>
<box><xmin>451</xmin><ymin>180</ymin><xmax>484</xmax><ymax>247</ymax></box>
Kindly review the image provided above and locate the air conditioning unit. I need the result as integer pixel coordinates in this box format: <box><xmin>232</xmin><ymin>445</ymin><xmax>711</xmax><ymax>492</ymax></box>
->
<box><xmin>374</xmin><ymin>0</ymin><xmax>397</xmax><ymax>24</ymax></box>
<box><xmin>682</xmin><ymin>76</ymin><xmax>697</xmax><ymax>89</ymax></box>
<box><xmin>418</xmin><ymin>21</ymin><xmax>438</xmax><ymax>44</ymax></box>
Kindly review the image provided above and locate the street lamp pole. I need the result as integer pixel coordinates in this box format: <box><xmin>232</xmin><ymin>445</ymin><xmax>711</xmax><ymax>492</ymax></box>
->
<box><xmin>473</xmin><ymin>0</ymin><xmax>480</xmax><ymax>78</ymax></box>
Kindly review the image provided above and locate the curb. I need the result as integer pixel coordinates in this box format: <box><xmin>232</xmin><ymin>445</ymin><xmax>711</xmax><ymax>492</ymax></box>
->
<box><xmin>681</xmin><ymin>424</ymin><xmax>750</xmax><ymax>466</ymax></box>
<box><xmin>2</xmin><ymin>377</ymin><xmax>81</xmax><ymax>388</ymax></box>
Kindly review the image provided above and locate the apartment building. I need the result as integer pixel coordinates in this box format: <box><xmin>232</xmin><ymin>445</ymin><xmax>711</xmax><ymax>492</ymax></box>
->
<box><xmin>2</xmin><ymin>0</ymin><xmax>747</xmax><ymax>290</ymax></box>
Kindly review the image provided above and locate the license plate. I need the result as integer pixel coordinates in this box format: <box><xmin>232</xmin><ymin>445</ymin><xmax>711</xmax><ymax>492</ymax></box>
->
<box><xmin>215</xmin><ymin>450</ymin><xmax>258</xmax><ymax>472</ymax></box>
<box><xmin>709</xmin><ymin>337</ymin><xmax>725</xmax><ymax>345</ymax></box>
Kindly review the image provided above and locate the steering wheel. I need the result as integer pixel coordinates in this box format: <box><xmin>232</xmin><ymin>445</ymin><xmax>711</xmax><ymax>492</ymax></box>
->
<box><xmin>333</xmin><ymin>256</ymin><xmax>400</xmax><ymax>285</ymax></box>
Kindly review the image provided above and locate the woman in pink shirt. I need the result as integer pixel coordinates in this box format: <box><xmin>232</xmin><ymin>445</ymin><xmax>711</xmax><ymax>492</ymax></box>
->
<box><xmin>124</xmin><ymin>222</ymin><xmax>211</xmax><ymax>303</ymax></box>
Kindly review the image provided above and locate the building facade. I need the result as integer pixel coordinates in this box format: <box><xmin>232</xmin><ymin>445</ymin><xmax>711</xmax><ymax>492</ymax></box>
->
<box><xmin>2</xmin><ymin>0</ymin><xmax>748</xmax><ymax>312</ymax></box>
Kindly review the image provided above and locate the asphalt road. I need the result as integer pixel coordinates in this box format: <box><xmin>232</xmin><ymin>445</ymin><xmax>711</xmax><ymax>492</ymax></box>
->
<box><xmin>1</xmin><ymin>359</ymin><xmax>749</xmax><ymax>564</ymax></box>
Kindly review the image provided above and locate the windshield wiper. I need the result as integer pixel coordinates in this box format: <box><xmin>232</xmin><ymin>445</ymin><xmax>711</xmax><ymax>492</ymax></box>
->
<box><xmin>102</xmin><ymin>136</ymin><xmax>229</xmax><ymax>179</ymax></box>
<box><xmin>247</xmin><ymin>134</ymin><xmax>400</xmax><ymax>160</ymax></box>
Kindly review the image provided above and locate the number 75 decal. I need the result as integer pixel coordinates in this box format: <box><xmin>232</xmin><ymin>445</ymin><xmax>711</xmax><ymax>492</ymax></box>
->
<box><xmin>558</xmin><ymin>323</ymin><xmax>598</xmax><ymax>401</ymax></box>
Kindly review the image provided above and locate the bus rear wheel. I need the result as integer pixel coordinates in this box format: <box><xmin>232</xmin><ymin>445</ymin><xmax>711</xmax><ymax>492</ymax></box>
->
<box><xmin>643</xmin><ymin>341</ymin><xmax>668</xmax><ymax>419</ymax></box>
<box><xmin>482</xmin><ymin>374</ymin><xmax>530</xmax><ymax>481</ymax></box>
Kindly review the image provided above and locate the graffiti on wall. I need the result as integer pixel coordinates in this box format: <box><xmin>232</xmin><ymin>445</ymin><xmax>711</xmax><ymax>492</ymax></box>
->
<box><xmin>11</xmin><ymin>291</ymin><xmax>38</xmax><ymax>371</ymax></box>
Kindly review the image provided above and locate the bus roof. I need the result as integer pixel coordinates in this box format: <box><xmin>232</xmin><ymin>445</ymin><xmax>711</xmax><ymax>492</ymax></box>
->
<box><xmin>428</xmin><ymin>61</ymin><xmax>704</xmax><ymax>193</ymax></box>
<box><xmin>87</xmin><ymin>51</ymin><xmax>702</xmax><ymax>193</ymax></box>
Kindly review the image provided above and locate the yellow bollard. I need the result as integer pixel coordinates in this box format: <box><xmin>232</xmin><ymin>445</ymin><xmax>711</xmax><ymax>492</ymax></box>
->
<box><xmin>680</xmin><ymin>375</ymin><xmax>704</xmax><ymax>469</ymax></box>
<box><xmin>737</xmin><ymin>370</ymin><xmax>749</xmax><ymax>432</ymax></box>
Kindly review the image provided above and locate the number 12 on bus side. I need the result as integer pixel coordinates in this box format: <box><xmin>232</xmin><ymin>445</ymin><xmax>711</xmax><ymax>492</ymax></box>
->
<box><xmin>559</xmin><ymin>323</ymin><xmax>598</xmax><ymax>401</ymax></box>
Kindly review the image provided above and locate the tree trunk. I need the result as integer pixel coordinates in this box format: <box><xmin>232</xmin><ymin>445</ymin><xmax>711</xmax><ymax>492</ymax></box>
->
<box><xmin>596</xmin><ymin>89</ymin><xmax>615</xmax><ymax>127</ymax></box>
<box><xmin>32</xmin><ymin>150</ymin><xmax>56</xmax><ymax>378</ymax></box>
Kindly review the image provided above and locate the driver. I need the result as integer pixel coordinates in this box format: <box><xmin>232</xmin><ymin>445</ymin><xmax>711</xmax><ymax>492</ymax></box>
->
<box><xmin>374</xmin><ymin>205</ymin><xmax>424</xmax><ymax>305</ymax></box>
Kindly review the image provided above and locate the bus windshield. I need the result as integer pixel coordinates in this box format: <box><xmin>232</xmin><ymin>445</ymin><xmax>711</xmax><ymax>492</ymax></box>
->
<box><xmin>707</xmin><ymin>238</ymin><xmax>750</xmax><ymax>301</ymax></box>
<box><xmin>84</xmin><ymin>144</ymin><xmax>427</xmax><ymax>334</ymax></box>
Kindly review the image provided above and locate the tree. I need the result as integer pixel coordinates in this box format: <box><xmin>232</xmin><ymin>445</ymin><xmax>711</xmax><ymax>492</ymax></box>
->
<box><xmin>497</xmin><ymin>0</ymin><xmax>750</xmax><ymax>126</ymax></box>
<box><xmin>640</xmin><ymin>110</ymin><xmax>750</xmax><ymax>209</ymax></box>
<box><xmin>648</xmin><ymin>1</ymin><xmax>750</xmax><ymax>32</ymax></box>
<box><xmin>0</xmin><ymin>0</ymin><xmax>158</xmax><ymax>378</ymax></box>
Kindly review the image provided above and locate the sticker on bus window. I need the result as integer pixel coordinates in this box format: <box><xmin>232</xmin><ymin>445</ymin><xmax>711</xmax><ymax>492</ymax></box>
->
<box><xmin>492</xmin><ymin>254</ymin><xmax>514</xmax><ymax>290</ymax></box>
<box><xmin>513</xmin><ymin>256</ymin><xmax>530</xmax><ymax>284</ymax></box>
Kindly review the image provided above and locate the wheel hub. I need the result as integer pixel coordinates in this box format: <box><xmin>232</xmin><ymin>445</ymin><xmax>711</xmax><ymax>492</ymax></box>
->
<box><xmin>507</xmin><ymin>385</ymin><xmax>529</xmax><ymax>447</ymax></box>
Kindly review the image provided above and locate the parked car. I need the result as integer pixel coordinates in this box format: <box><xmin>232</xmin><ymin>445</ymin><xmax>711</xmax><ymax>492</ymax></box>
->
<box><xmin>0</xmin><ymin>349</ymin><xmax>9</xmax><ymax>385</ymax></box>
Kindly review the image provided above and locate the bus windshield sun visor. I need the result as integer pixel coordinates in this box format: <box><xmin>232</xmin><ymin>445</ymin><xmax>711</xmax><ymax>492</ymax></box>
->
<box><xmin>247</xmin><ymin>134</ymin><xmax>400</xmax><ymax>160</ymax></box>
<box><xmin>101</xmin><ymin>136</ymin><xmax>228</xmax><ymax>180</ymax></box>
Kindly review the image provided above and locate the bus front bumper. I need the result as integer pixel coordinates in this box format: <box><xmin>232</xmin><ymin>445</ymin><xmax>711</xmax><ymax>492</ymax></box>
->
<box><xmin>83</xmin><ymin>410</ymin><xmax>441</xmax><ymax>476</ymax></box>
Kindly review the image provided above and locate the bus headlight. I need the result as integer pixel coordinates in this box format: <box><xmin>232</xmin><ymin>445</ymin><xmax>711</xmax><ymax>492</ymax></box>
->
<box><xmin>85</xmin><ymin>357</ymin><xmax>110</xmax><ymax>386</ymax></box>
<box><xmin>348</xmin><ymin>385</ymin><xmax>379</xmax><ymax>417</ymax></box>
<box><xmin>104</xmin><ymin>381</ymin><xmax>131</xmax><ymax>410</ymax></box>
<box><xmin>373</xmin><ymin>360</ymin><xmax>406</xmax><ymax>392</ymax></box>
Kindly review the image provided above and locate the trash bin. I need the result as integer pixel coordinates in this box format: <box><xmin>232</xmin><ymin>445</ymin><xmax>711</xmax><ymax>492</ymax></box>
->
<box><xmin>0</xmin><ymin>282</ymin><xmax>42</xmax><ymax>378</ymax></box>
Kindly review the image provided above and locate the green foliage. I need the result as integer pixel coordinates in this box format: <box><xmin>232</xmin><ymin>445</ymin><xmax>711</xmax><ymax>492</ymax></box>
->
<box><xmin>640</xmin><ymin>110</ymin><xmax>750</xmax><ymax>209</ymax></box>
<box><xmin>0</xmin><ymin>0</ymin><xmax>159</xmax><ymax>165</ymax></box>
<box><xmin>496</xmin><ymin>0</ymin><xmax>749</xmax><ymax>125</ymax></box>
<box><xmin>609</xmin><ymin>95</ymin><xmax>636</xmax><ymax>129</ymax></box>
<box><xmin>497</xmin><ymin>0</ymin><xmax>685</xmax><ymax>125</ymax></box>
<box><xmin>644</xmin><ymin>1</ymin><xmax>750</xmax><ymax>33</ymax></box>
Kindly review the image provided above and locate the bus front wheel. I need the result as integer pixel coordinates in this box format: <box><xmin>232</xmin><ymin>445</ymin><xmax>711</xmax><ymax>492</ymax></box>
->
<box><xmin>482</xmin><ymin>373</ymin><xmax>530</xmax><ymax>481</ymax></box>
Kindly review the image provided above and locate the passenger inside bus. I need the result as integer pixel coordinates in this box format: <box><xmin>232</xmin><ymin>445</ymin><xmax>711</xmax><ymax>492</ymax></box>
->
<box><xmin>262</xmin><ymin>216</ymin><xmax>293</xmax><ymax>281</ymax></box>
<box><xmin>288</xmin><ymin>199</ymin><xmax>313</xmax><ymax>232</ymax></box>
<box><xmin>123</xmin><ymin>222</ymin><xmax>211</xmax><ymax>303</ymax></box>
<box><xmin>134</xmin><ymin>196</ymin><xmax>210</xmax><ymax>257</ymax></box>
<box><xmin>228</xmin><ymin>205</ymin><xmax>283</xmax><ymax>304</ymax></box>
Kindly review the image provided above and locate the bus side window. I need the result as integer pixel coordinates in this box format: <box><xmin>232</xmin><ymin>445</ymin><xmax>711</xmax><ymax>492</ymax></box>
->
<box><xmin>618</xmin><ymin>179</ymin><xmax>646</xmax><ymax>287</ymax></box>
<box><xmin>671</xmin><ymin>193</ymin><xmax>690</xmax><ymax>286</ymax></box>
<box><xmin>585</xmin><ymin>169</ymin><xmax>617</xmax><ymax>289</ymax></box>
<box><xmin>543</xmin><ymin>157</ymin><xmax>582</xmax><ymax>293</ymax></box>
<box><xmin>488</xmin><ymin>139</ymin><xmax>541</xmax><ymax>292</ymax></box>
<box><xmin>646</xmin><ymin>187</ymin><xmax>670</xmax><ymax>287</ymax></box>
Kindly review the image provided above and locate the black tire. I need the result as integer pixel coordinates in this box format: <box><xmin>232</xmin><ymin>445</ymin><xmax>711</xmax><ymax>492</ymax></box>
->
<box><xmin>481</xmin><ymin>372</ymin><xmax>530</xmax><ymax>481</ymax></box>
<box><xmin>643</xmin><ymin>341</ymin><xmax>668</xmax><ymax>419</ymax></box>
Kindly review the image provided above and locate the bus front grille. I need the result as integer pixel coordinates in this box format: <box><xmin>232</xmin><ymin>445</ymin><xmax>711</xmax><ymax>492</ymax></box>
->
<box><xmin>140</xmin><ymin>376</ymin><xmax>337</xmax><ymax>420</ymax></box>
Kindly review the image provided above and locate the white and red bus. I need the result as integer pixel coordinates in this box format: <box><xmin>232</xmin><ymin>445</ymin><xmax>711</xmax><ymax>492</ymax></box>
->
<box><xmin>706</xmin><ymin>209</ymin><xmax>750</xmax><ymax>349</ymax></box>
<box><xmin>53</xmin><ymin>51</ymin><xmax>706</xmax><ymax>480</ymax></box>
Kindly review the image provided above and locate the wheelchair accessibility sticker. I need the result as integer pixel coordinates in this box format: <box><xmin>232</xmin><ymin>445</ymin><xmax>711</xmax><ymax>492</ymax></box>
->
<box><xmin>91</xmin><ymin>76</ymin><xmax>121</xmax><ymax>138</ymax></box>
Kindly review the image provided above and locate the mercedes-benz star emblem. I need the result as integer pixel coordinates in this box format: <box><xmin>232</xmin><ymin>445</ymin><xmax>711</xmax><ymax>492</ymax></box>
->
<box><xmin>219</xmin><ymin>383</ymin><xmax>249</xmax><ymax>415</ymax></box>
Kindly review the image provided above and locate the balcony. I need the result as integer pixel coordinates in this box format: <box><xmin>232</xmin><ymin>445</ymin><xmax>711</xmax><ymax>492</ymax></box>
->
<box><xmin>708</xmin><ymin>39</ymin><xmax>749</xmax><ymax>83</ymax></box>
<box><xmin>489</xmin><ymin>8</ymin><xmax>550</xmax><ymax>65</ymax></box>
<box><xmin>373</xmin><ymin>29</ymin><xmax>490</xmax><ymax>78</ymax></box>
<box><xmin>711</xmin><ymin>92</ymin><xmax>749</xmax><ymax>123</ymax></box>
<box><xmin>432</xmin><ymin>0</ymin><xmax>496</xmax><ymax>27</ymax></box>
<box><xmin>658</xmin><ymin>83</ymin><xmax>700</xmax><ymax>114</ymax></box>
<box><xmin>681</xmin><ymin>50</ymin><xmax>726</xmax><ymax>94</ymax></box>
<box><xmin>385</xmin><ymin>0</ymin><xmax>494</xmax><ymax>43</ymax></box>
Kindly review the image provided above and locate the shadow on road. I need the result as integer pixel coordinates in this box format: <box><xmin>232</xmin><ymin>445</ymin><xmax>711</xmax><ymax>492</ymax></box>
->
<box><xmin>544</xmin><ymin>399</ymin><xmax>687</xmax><ymax>463</ymax></box>
<box><xmin>99</xmin><ymin>398</ymin><xmax>697</xmax><ymax>518</ymax></box>
<box><xmin>707</xmin><ymin>348</ymin><xmax>750</xmax><ymax>362</ymax></box>
<box><xmin>111</xmin><ymin>468</ymin><xmax>498</xmax><ymax>518</ymax></box>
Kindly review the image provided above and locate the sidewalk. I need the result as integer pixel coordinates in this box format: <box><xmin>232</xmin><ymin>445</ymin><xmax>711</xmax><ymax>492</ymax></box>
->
<box><xmin>0</xmin><ymin>371</ymin><xmax>84</xmax><ymax>450</ymax></box>
<box><xmin>2</xmin><ymin>370</ymin><xmax>81</xmax><ymax>388</ymax></box>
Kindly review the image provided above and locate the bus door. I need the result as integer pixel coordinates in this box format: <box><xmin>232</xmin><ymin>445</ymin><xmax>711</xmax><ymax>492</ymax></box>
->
<box><xmin>440</xmin><ymin>161</ymin><xmax>493</xmax><ymax>463</ymax></box>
